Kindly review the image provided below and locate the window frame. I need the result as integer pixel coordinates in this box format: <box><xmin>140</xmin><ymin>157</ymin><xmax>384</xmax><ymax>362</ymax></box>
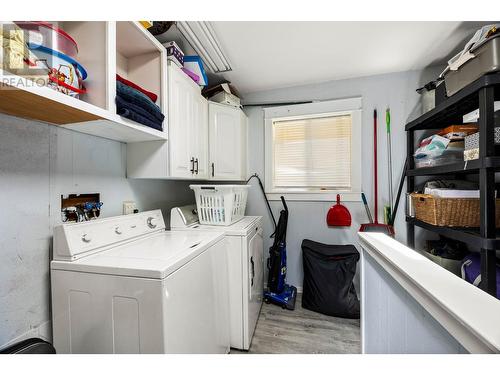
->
<box><xmin>264</xmin><ymin>97</ymin><xmax>362</xmax><ymax>202</ymax></box>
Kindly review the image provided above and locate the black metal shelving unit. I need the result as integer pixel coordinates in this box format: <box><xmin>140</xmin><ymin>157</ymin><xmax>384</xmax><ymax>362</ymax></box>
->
<box><xmin>406</xmin><ymin>72</ymin><xmax>500</xmax><ymax>297</ymax></box>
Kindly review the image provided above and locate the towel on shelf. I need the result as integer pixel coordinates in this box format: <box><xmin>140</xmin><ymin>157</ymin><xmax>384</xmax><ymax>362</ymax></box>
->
<box><xmin>116</xmin><ymin>80</ymin><xmax>164</xmax><ymax>122</ymax></box>
<box><xmin>116</xmin><ymin>95</ymin><xmax>163</xmax><ymax>131</ymax></box>
<box><xmin>116</xmin><ymin>74</ymin><xmax>158</xmax><ymax>103</ymax></box>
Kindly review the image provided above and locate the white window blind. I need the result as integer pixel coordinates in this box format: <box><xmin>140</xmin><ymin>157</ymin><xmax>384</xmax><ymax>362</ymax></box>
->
<box><xmin>272</xmin><ymin>114</ymin><xmax>352</xmax><ymax>189</ymax></box>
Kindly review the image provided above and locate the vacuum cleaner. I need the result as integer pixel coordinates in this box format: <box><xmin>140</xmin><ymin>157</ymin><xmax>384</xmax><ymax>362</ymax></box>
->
<box><xmin>247</xmin><ymin>174</ymin><xmax>297</xmax><ymax>310</ymax></box>
<box><xmin>263</xmin><ymin>196</ymin><xmax>297</xmax><ymax>310</ymax></box>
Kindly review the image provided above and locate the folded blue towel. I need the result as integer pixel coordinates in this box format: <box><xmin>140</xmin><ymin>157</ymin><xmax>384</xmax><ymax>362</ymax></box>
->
<box><xmin>116</xmin><ymin>81</ymin><xmax>164</xmax><ymax>122</ymax></box>
<box><xmin>116</xmin><ymin>95</ymin><xmax>163</xmax><ymax>131</ymax></box>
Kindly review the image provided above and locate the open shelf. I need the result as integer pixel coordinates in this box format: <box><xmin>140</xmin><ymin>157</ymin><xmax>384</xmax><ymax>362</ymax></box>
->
<box><xmin>406</xmin><ymin>67</ymin><xmax>500</xmax><ymax>295</ymax></box>
<box><xmin>0</xmin><ymin>21</ymin><xmax>168</xmax><ymax>143</ymax></box>
<box><xmin>56</xmin><ymin>21</ymin><xmax>110</xmax><ymax>111</ymax></box>
<box><xmin>406</xmin><ymin>216</ymin><xmax>500</xmax><ymax>250</ymax></box>
<box><xmin>0</xmin><ymin>69</ymin><xmax>167</xmax><ymax>142</ymax></box>
<box><xmin>407</xmin><ymin>157</ymin><xmax>500</xmax><ymax>176</ymax></box>
<box><xmin>115</xmin><ymin>22</ymin><xmax>167</xmax><ymax>117</ymax></box>
<box><xmin>63</xmin><ymin>116</ymin><xmax>167</xmax><ymax>143</ymax></box>
<box><xmin>405</xmin><ymin>73</ymin><xmax>500</xmax><ymax>131</ymax></box>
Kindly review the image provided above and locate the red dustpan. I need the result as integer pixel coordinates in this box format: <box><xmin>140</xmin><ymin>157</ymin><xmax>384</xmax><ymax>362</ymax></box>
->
<box><xmin>327</xmin><ymin>194</ymin><xmax>352</xmax><ymax>227</ymax></box>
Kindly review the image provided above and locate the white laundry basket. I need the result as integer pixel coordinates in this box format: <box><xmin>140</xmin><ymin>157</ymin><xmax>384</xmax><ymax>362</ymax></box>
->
<box><xmin>190</xmin><ymin>185</ymin><xmax>249</xmax><ymax>226</ymax></box>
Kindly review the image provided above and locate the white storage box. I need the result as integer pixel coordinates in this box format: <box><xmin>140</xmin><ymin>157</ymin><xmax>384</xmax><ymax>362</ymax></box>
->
<box><xmin>463</xmin><ymin>101</ymin><xmax>500</xmax><ymax>123</ymax></box>
<box><xmin>414</xmin><ymin>148</ymin><xmax>464</xmax><ymax>168</ymax></box>
<box><xmin>190</xmin><ymin>185</ymin><xmax>249</xmax><ymax>226</ymax></box>
<box><xmin>210</xmin><ymin>91</ymin><xmax>241</xmax><ymax>107</ymax></box>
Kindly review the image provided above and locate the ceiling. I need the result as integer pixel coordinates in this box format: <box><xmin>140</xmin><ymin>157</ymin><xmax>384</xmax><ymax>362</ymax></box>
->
<box><xmin>209</xmin><ymin>21</ymin><xmax>489</xmax><ymax>95</ymax></box>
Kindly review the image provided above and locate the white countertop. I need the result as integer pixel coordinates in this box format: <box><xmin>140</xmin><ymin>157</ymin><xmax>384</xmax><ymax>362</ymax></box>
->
<box><xmin>358</xmin><ymin>232</ymin><xmax>500</xmax><ymax>353</ymax></box>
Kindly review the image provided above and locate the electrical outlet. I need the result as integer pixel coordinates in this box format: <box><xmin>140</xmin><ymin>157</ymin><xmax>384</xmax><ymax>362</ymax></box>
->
<box><xmin>123</xmin><ymin>201</ymin><xmax>137</xmax><ymax>215</ymax></box>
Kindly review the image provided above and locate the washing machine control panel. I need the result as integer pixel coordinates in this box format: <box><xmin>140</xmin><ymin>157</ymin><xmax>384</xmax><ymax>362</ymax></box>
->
<box><xmin>170</xmin><ymin>205</ymin><xmax>198</xmax><ymax>228</ymax></box>
<box><xmin>53</xmin><ymin>210</ymin><xmax>165</xmax><ymax>261</ymax></box>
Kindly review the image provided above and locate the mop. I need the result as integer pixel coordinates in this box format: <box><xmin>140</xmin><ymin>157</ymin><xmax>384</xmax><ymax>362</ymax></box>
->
<box><xmin>384</xmin><ymin>108</ymin><xmax>394</xmax><ymax>224</ymax></box>
<box><xmin>359</xmin><ymin>109</ymin><xmax>395</xmax><ymax>236</ymax></box>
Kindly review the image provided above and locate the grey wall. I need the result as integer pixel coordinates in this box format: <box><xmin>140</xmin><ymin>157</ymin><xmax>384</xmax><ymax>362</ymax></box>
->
<box><xmin>242</xmin><ymin>67</ymin><xmax>443</xmax><ymax>289</ymax></box>
<box><xmin>0</xmin><ymin>114</ymin><xmax>195</xmax><ymax>348</ymax></box>
<box><xmin>0</xmin><ymin>67</ymin><xmax>446</xmax><ymax>348</ymax></box>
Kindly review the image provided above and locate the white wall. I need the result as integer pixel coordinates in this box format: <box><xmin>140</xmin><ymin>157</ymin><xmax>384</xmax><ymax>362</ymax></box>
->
<box><xmin>362</xmin><ymin>253</ymin><xmax>466</xmax><ymax>353</ymax></box>
<box><xmin>243</xmin><ymin>67</ymin><xmax>443</xmax><ymax>289</ymax></box>
<box><xmin>0</xmin><ymin>114</ymin><xmax>195</xmax><ymax>348</ymax></box>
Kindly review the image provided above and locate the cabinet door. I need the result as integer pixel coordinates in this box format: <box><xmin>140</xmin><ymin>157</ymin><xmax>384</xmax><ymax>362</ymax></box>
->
<box><xmin>240</xmin><ymin>110</ymin><xmax>248</xmax><ymax>179</ymax></box>
<box><xmin>168</xmin><ymin>64</ymin><xmax>194</xmax><ymax>178</ymax></box>
<box><xmin>209</xmin><ymin>103</ymin><xmax>243</xmax><ymax>180</ymax></box>
<box><xmin>246</xmin><ymin>226</ymin><xmax>263</xmax><ymax>348</ymax></box>
<box><xmin>192</xmin><ymin>95</ymin><xmax>209</xmax><ymax>179</ymax></box>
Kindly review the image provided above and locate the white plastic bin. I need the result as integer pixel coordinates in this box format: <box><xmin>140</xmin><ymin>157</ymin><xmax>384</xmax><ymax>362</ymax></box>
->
<box><xmin>190</xmin><ymin>185</ymin><xmax>249</xmax><ymax>226</ymax></box>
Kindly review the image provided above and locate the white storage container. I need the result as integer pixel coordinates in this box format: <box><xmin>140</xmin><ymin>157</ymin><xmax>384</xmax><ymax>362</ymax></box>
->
<box><xmin>190</xmin><ymin>185</ymin><xmax>249</xmax><ymax>226</ymax></box>
<box><xmin>210</xmin><ymin>91</ymin><xmax>241</xmax><ymax>107</ymax></box>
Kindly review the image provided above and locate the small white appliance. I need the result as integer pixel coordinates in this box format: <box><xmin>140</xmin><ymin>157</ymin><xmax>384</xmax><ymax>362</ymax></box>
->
<box><xmin>171</xmin><ymin>205</ymin><xmax>263</xmax><ymax>350</ymax></box>
<box><xmin>51</xmin><ymin>210</ymin><xmax>230</xmax><ymax>354</ymax></box>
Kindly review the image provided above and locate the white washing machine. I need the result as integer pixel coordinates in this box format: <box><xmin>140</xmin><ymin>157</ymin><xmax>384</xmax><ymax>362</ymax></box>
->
<box><xmin>171</xmin><ymin>205</ymin><xmax>263</xmax><ymax>350</ymax></box>
<box><xmin>51</xmin><ymin>210</ymin><xmax>230</xmax><ymax>354</ymax></box>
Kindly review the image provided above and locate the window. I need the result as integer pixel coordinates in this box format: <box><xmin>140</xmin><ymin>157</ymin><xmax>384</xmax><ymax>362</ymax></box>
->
<box><xmin>264</xmin><ymin>98</ymin><xmax>362</xmax><ymax>201</ymax></box>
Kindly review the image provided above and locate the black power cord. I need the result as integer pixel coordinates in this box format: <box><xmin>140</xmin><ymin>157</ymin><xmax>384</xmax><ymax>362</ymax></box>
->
<box><xmin>246</xmin><ymin>173</ymin><xmax>277</xmax><ymax>230</ymax></box>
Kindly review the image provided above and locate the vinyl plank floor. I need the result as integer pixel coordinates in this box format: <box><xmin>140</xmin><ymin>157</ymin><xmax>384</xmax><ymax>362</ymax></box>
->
<box><xmin>231</xmin><ymin>294</ymin><xmax>360</xmax><ymax>354</ymax></box>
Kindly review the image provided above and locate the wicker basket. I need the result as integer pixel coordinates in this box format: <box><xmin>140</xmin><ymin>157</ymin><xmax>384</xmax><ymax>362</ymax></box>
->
<box><xmin>411</xmin><ymin>193</ymin><xmax>500</xmax><ymax>227</ymax></box>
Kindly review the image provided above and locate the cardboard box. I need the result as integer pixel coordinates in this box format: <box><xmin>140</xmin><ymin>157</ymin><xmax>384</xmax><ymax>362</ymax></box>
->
<box><xmin>438</xmin><ymin>124</ymin><xmax>478</xmax><ymax>140</ymax></box>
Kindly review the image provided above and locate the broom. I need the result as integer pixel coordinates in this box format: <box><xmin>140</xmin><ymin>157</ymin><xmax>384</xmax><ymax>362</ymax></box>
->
<box><xmin>359</xmin><ymin>109</ymin><xmax>394</xmax><ymax>236</ymax></box>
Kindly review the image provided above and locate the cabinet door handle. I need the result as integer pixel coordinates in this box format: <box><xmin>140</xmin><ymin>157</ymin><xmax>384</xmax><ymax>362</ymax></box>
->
<box><xmin>250</xmin><ymin>256</ymin><xmax>255</xmax><ymax>287</ymax></box>
<box><xmin>211</xmin><ymin>162</ymin><xmax>215</xmax><ymax>177</ymax></box>
<box><xmin>190</xmin><ymin>157</ymin><xmax>195</xmax><ymax>174</ymax></box>
<box><xmin>194</xmin><ymin>158</ymin><xmax>199</xmax><ymax>174</ymax></box>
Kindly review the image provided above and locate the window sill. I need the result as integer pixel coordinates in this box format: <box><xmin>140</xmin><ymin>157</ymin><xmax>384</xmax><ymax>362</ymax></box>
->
<box><xmin>265</xmin><ymin>191</ymin><xmax>361</xmax><ymax>202</ymax></box>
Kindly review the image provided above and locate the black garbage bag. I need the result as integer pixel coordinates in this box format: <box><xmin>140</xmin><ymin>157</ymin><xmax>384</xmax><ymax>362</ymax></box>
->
<box><xmin>301</xmin><ymin>239</ymin><xmax>360</xmax><ymax>319</ymax></box>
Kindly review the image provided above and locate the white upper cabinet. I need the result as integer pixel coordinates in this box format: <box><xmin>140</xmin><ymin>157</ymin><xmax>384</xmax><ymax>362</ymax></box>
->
<box><xmin>192</xmin><ymin>95</ymin><xmax>209</xmax><ymax>179</ymax></box>
<box><xmin>168</xmin><ymin>62</ymin><xmax>208</xmax><ymax>179</ymax></box>
<box><xmin>127</xmin><ymin>62</ymin><xmax>247</xmax><ymax>181</ymax></box>
<box><xmin>168</xmin><ymin>62</ymin><xmax>195</xmax><ymax>178</ymax></box>
<box><xmin>209</xmin><ymin>102</ymin><xmax>247</xmax><ymax>181</ymax></box>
